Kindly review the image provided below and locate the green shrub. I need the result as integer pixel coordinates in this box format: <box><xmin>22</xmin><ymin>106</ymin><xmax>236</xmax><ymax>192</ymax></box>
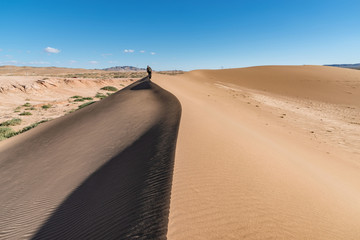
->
<box><xmin>78</xmin><ymin>101</ymin><xmax>96</xmax><ymax>109</ymax></box>
<box><xmin>0</xmin><ymin>118</ymin><xmax>22</xmax><ymax>126</ymax></box>
<box><xmin>23</xmin><ymin>102</ymin><xmax>32</xmax><ymax>107</ymax></box>
<box><xmin>106</xmin><ymin>92</ymin><xmax>113</xmax><ymax>96</ymax></box>
<box><xmin>0</xmin><ymin>120</ymin><xmax>50</xmax><ymax>141</ymax></box>
<box><xmin>25</xmin><ymin>107</ymin><xmax>36</xmax><ymax>110</ymax></box>
<box><xmin>82</xmin><ymin>97</ymin><xmax>93</xmax><ymax>100</ymax></box>
<box><xmin>100</xmin><ymin>86</ymin><xmax>118</xmax><ymax>91</ymax></box>
<box><xmin>42</xmin><ymin>104</ymin><xmax>52</xmax><ymax>109</ymax></box>
<box><xmin>19</xmin><ymin>120</ymin><xmax>48</xmax><ymax>133</ymax></box>
<box><xmin>74</xmin><ymin>98</ymin><xmax>85</xmax><ymax>102</ymax></box>
<box><xmin>70</xmin><ymin>95</ymin><xmax>82</xmax><ymax>98</ymax></box>
<box><xmin>95</xmin><ymin>93</ymin><xmax>107</xmax><ymax>99</ymax></box>
<box><xmin>19</xmin><ymin>112</ymin><xmax>32</xmax><ymax>116</ymax></box>
<box><xmin>0</xmin><ymin>127</ymin><xmax>16</xmax><ymax>139</ymax></box>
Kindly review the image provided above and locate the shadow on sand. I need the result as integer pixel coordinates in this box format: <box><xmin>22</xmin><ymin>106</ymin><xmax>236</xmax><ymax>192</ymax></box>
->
<box><xmin>32</xmin><ymin>80</ymin><xmax>181</xmax><ymax>240</ymax></box>
<box><xmin>130</xmin><ymin>76</ymin><xmax>152</xmax><ymax>90</ymax></box>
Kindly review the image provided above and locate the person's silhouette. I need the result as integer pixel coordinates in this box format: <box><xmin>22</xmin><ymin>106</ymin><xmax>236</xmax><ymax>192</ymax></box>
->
<box><xmin>147</xmin><ymin>65</ymin><xmax>152</xmax><ymax>80</ymax></box>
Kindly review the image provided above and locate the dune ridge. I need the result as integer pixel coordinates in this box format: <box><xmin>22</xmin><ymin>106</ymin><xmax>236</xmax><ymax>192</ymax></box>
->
<box><xmin>0</xmin><ymin>77</ymin><xmax>181</xmax><ymax>239</ymax></box>
<box><xmin>189</xmin><ymin>65</ymin><xmax>360</xmax><ymax>106</ymax></box>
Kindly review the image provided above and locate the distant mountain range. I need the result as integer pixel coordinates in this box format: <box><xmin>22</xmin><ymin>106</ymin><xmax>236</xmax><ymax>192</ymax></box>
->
<box><xmin>325</xmin><ymin>63</ymin><xmax>360</xmax><ymax>70</ymax></box>
<box><xmin>103</xmin><ymin>66</ymin><xmax>146</xmax><ymax>71</ymax></box>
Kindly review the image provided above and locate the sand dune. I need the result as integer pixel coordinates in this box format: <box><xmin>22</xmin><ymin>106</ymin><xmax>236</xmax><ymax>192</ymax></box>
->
<box><xmin>189</xmin><ymin>65</ymin><xmax>360</xmax><ymax>106</ymax></box>
<box><xmin>0</xmin><ymin>77</ymin><xmax>181</xmax><ymax>239</ymax></box>
<box><xmin>1</xmin><ymin>65</ymin><xmax>359</xmax><ymax>239</ymax></box>
<box><xmin>153</xmin><ymin>65</ymin><xmax>360</xmax><ymax>239</ymax></box>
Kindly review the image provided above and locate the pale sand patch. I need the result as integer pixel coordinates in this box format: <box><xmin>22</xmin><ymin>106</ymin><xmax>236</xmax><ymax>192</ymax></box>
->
<box><xmin>215</xmin><ymin>81</ymin><xmax>360</xmax><ymax>155</ymax></box>
<box><xmin>0</xmin><ymin>75</ymin><xmax>135</xmax><ymax>132</ymax></box>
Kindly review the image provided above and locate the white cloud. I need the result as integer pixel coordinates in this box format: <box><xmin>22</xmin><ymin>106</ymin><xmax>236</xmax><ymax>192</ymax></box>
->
<box><xmin>101</xmin><ymin>53</ymin><xmax>112</xmax><ymax>57</ymax></box>
<box><xmin>0</xmin><ymin>60</ymin><xmax>18</xmax><ymax>64</ymax></box>
<box><xmin>44</xmin><ymin>47</ymin><xmax>60</xmax><ymax>54</ymax></box>
<box><xmin>150</xmin><ymin>52</ymin><xmax>156</xmax><ymax>55</ymax></box>
<box><xmin>69</xmin><ymin>60</ymin><xmax>77</xmax><ymax>64</ymax></box>
<box><xmin>29</xmin><ymin>61</ymin><xmax>50</xmax><ymax>65</ymax></box>
<box><xmin>140</xmin><ymin>50</ymin><xmax>145</xmax><ymax>53</ymax></box>
<box><xmin>124</xmin><ymin>49</ymin><xmax>134</xmax><ymax>53</ymax></box>
<box><xmin>89</xmin><ymin>61</ymin><xmax>98</xmax><ymax>64</ymax></box>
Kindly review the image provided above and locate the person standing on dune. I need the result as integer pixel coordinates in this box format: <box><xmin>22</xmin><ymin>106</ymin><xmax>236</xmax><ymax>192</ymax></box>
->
<box><xmin>147</xmin><ymin>65</ymin><xmax>152</xmax><ymax>80</ymax></box>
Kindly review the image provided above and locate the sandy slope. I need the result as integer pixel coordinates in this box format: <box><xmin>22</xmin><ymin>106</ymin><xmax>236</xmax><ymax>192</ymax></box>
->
<box><xmin>0</xmin><ymin>77</ymin><xmax>181</xmax><ymax>239</ymax></box>
<box><xmin>153</xmin><ymin>66</ymin><xmax>360</xmax><ymax>239</ymax></box>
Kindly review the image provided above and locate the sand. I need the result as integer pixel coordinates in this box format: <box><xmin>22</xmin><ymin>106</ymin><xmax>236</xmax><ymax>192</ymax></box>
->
<box><xmin>0</xmin><ymin>77</ymin><xmax>181</xmax><ymax>239</ymax></box>
<box><xmin>153</xmin><ymin>65</ymin><xmax>360</xmax><ymax>239</ymax></box>
<box><xmin>1</xmin><ymin>65</ymin><xmax>360</xmax><ymax>239</ymax></box>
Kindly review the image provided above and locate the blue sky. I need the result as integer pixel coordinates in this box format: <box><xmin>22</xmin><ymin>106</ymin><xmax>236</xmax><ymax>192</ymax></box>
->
<box><xmin>1</xmin><ymin>0</ymin><xmax>359</xmax><ymax>70</ymax></box>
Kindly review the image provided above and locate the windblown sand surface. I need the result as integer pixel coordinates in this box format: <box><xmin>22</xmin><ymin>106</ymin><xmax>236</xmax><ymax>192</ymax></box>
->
<box><xmin>0</xmin><ymin>77</ymin><xmax>181</xmax><ymax>239</ymax></box>
<box><xmin>153</xmin><ymin>65</ymin><xmax>360</xmax><ymax>239</ymax></box>
<box><xmin>1</xmin><ymin>65</ymin><xmax>360</xmax><ymax>239</ymax></box>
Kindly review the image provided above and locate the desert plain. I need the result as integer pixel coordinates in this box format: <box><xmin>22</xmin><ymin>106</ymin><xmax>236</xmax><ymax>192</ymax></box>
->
<box><xmin>0</xmin><ymin>65</ymin><xmax>360</xmax><ymax>239</ymax></box>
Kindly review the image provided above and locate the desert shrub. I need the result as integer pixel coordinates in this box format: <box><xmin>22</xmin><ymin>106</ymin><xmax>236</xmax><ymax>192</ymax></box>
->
<box><xmin>23</xmin><ymin>102</ymin><xmax>32</xmax><ymax>107</ymax></box>
<box><xmin>95</xmin><ymin>93</ymin><xmax>106</xmax><ymax>99</ymax></box>
<box><xmin>129</xmin><ymin>72</ymin><xmax>147</xmax><ymax>78</ymax></box>
<box><xmin>157</xmin><ymin>70</ymin><xmax>184</xmax><ymax>75</ymax></box>
<box><xmin>0</xmin><ymin>127</ymin><xmax>16</xmax><ymax>139</ymax></box>
<box><xmin>82</xmin><ymin>97</ymin><xmax>93</xmax><ymax>100</ymax></box>
<box><xmin>0</xmin><ymin>120</ymin><xmax>49</xmax><ymax>141</ymax></box>
<box><xmin>25</xmin><ymin>107</ymin><xmax>36</xmax><ymax>110</ymax></box>
<box><xmin>19</xmin><ymin>120</ymin><xmax>48</xmax><ymax>133</ymax></box>
<box><xmin>42</xmin><ymin>104</ymin><xmax>52</xmax><ymax>109</ymax></box>
<box><xmin>106</xmin><ymin>92</ymin><xmax>113</xmax><ymax>96</ymax></box>
<box><xmin>0</xmin><ymin>118</ymin><xmax>22</xmax><ymax>126</ymax></box>
<box><xmin>100</xmin><ymin>86</ymin><xmax>118</xmax><ymax>91</ymax></box>
<box><xmin>78</xmin><ymin>101</ymin><xmax>96</xmax><ymax>109</ymax></box>
<box><xmin>70</xmin><ymin>95</ymin><xmax>82</xmax><ymax>98</ymax></box>
<box><xmin>74</xmin><ymin>98</ymin><xmax>85</xmax><ymax>102</ymax></box>
<box><xmin>19</xmin><ymin>112</ymin><xmax>32</xmax><ymax>116</ymax></box>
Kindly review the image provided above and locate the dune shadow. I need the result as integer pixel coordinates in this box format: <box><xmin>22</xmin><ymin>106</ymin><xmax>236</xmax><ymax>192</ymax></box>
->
<box><xmin>130</xmin><ymin>77</ymin><xmax>152</xmax><ymax>90</ymax></box>
<box><xmin>32</xmin><ymin>83</ymin><xmax>181</xmax><ymax>240</ymax></box>
<box><xmin>32</xmin><ymin>125</ymin><xmax>179</xmax><ymax>239</ymax></box>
